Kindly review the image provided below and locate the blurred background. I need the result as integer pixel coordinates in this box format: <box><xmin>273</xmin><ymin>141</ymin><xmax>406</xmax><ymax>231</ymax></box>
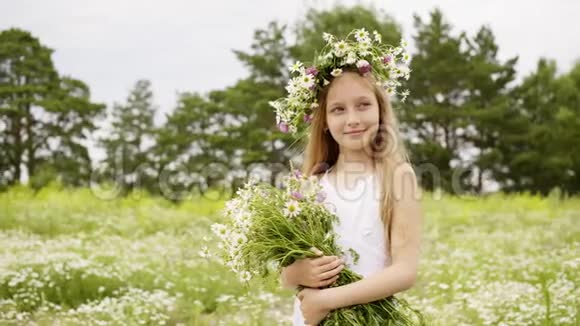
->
<box><xmin>0</xmin><ymin>1</ymin><xmax>578</xmax><ymax>325</ymax></box>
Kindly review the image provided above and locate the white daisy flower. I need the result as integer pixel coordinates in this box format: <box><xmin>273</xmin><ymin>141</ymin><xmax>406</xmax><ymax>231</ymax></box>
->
<box><xmin>398</xmin><ymin>65</ymin><xmax>411</xmax><ymax>78</ymax></box>
<box><xmin>322</xmin><ymin>32</ymin><xmax>334</xmax><ymax>43</ymax></box>
<box><xmin>289</xmin><ymin>61</ymin><xmax>303</xmax><ymax>73</ymax></box>
<box><xmin>286</xmin><ymin>77</ymin><xmax>301</xmax><ymax>93</ymax></box>
<box><xmin>346</xmin><ymin>52</ymin><xmax>357</xmax><ymax>65</ymax></box>
<box><xmin>323</xmin><ymin>79</ymin><xmax>330</xmax><ymax>86</ymax></box>
<box><xmin>283</xmin><ymin>200</ymin><xmax>301</xmax><ymax>218</ymax></box>
<box><xmin>359</xmin><ymin>49</ymin><xmax>371</xmax><ymax>57</ymax></box>
<box><xmin>357</xmin><ymin>41</ymin><xmax>372</xmax><ymax>56</ymax></box>
<box><xmin>331</xmin><ymin>68</ymin><xmax>343</xmax><ymax>77</ymax></box>
<box><xmin>400</xmin><ymin>38</ymin><xmax>409</xmax><ymax>48</ymax></box>
<box><xmin>288</xmin><ymin>97</ymin><xmax>302</xmax><ymax>108</ymax></box>
<box><xmin>239</xmin><ymin>271</ymin><xmax>252</xmax><ymax>282</ymax></box>
<box><xmin>300</xmin><ymin>74</ymin><xmax>315</xmax><ymax>90</ymax></box>
<box><xmin>334</xmin><ymin>40</ymin><xmax>349</xmax><ymax>57</ymax></box>
<box><xmin>231</xmin><ymin>232</ymin><xmax>248</xmax><ymax>248</ymax></box>
<box><xmin>354</xmin><ymin>28</ymin><xmax>370</xmax><ymax>43</ymax></box>
<box><xmin>400</xmin><ymin>90</ymin><xmax>410</xmax><ymax>102</ymax></box>
<box><xmin>198</xmin><ymin>246</ymin><xmax>211</xmax><ymax>258</ymax></box>
<box><xmin>268</xmin><ymin>100</ymin><xmax>282</xmax><ymax>112</ymax></box>
<box><xmin>373</xmin><ymin>30</ymin><xmax>382</xmax><ymax>43</ymax></box>
<box><xmin>223</xmin><ymin>199</ymin><xmax>241</xmax><ymax>216</ymax></box>
<box><xmin>211</xmin><ymin>223</ymin><xmax>228</xmax><ymax>239</ymax></box>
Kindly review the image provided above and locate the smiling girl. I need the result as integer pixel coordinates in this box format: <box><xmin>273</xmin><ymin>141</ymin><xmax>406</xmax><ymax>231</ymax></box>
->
<box><xmin>272</xmin><ymin>29</ymin><xmax>423</xmax><ymax>326</ymax></box>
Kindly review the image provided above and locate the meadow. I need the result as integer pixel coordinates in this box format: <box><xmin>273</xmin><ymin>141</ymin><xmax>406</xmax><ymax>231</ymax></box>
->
<box><xmin>0</xmin><ymin>184</ymin><xmax>578</xmax><ymax>325</ymax></box>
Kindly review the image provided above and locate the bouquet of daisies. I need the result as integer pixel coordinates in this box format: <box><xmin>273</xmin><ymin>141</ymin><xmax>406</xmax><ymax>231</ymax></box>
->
<box><xmin>211</xmin><ymin>169</ymin><xmax>424</xmax><ymax>325</ymax></box>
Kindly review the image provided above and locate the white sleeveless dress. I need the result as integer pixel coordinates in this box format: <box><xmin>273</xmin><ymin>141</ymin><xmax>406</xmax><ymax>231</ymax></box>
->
<box><xmin>291</xmin><ymin>167</ymin><xmax>392</xmax><ymax>325</ymax></box>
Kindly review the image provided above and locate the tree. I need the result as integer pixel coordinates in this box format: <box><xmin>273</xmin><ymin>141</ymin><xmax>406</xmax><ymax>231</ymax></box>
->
<box><xmin>0</xmin><ymin>28</ymin><xmax>103</xmax><ymax>189</ymax></box>
<box><xmin>561</xmin><ymin>61</ymin><xmax>580</xmax><ymax>193</ymax></box>
<box><xmin>225</xmin><ymin>22</ymin><xmax>297</xmax><ymax>186</ymax></box>
<box><xmin>495</xmin><ymin>59</ymin><xmax>580</xmax><ymax>195</ymax></box>
<box><xmin>290</xmin><ymin>4</ymin><xmax>401</xmax><ymax>64</ymax></box>
<box><xmin>401</xmin><ymin>9</ymin><xmax>473</xmax><ymax>192</ymax></box>
<box><xmin>152</xmin><ymin>92</ymin><xmax>223</xmax><ymax>198</ymax></box>
<box><xmin>0</xmin><ymin>28</ymin><xmax>59</xmax><ymax>186</ymax></box>
<box><xmin>42</xmin><ymin>77</ymin><xmax>105</xmax><ymax>187</ymax></box>
<box><xmin>99</xmin><ymin>79</ymin><xmax>156</xmax><ymax>195</ymax></box>
<box><xmin>462</xmin><ymin>26</ymin><xmax>518</xmax><ymax>193</ymax></box>
<box><xmin>233</xmin><ymin>21</ymin><xmax>289</xmax><ymax>87</ymax></box>
<box><xmin>150</xmin><ymin>22</ymin><xmax>295</xmax><ymax>201</ymax></box>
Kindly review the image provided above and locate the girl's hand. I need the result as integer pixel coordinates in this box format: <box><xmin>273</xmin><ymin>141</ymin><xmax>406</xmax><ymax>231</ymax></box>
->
<box><xmin>297</xmin><ymin>288</ymin><xmax>332</xmax><ymax>326</ymax></box>
<box><xmin>285</xmin><ymin>247</ymin><xmax>344</xmax><ymax>289</ymax></box>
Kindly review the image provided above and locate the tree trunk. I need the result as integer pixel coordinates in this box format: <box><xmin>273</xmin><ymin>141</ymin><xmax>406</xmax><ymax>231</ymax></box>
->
<box><xmin>477</xmin><ymin>167</ymin><xmax>483</xmax><ymax>194</ymax></box>
<box><xmin>25</xmin><ymin>103</ymin><xmax>35</xmax><ymax>178</ymax></box>
<box><xmin>12</xmin><ymin>111</ymin><xmax>22</xmax><ymax>183</ymax></box>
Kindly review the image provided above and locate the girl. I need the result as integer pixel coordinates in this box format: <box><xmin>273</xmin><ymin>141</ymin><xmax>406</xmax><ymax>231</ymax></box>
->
<box><xmin>279</xmin><ymin>68</ymin><xmax>423</xmax><ymax>325</ymax></box>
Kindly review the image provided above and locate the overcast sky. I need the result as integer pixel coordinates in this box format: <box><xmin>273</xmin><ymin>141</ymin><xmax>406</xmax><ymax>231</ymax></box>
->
<box><xmin>2</xmin><ymin>0</ymin><xmax>579</xmax><ymax>120</ymax></box>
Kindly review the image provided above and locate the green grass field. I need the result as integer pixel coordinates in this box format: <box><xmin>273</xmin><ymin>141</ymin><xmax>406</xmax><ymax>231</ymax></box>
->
<box><xmin>0</xmin><ymin>184</ymin><xmax>578</xmax><ymax>325</ymax></box>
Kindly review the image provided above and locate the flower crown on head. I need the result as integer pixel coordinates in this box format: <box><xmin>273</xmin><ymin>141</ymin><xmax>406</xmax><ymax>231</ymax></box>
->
<box><xmin>269</xmin><ymin>28</ymin><xmax>412</xmax><ymax>135</ymax></box>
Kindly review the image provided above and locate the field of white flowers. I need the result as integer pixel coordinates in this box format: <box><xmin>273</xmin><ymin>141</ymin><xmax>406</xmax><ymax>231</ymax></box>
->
<box><xmin>0</xmin><ymin>184</ymin><xmax>578</xmax><ymax>325</ymax></box>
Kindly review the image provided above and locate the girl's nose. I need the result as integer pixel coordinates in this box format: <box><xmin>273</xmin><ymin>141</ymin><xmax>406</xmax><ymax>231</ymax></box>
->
<box><xmin>346</xmin><ymin>109</ymin><xmax>361</xmax><ymax>127</ymax></box>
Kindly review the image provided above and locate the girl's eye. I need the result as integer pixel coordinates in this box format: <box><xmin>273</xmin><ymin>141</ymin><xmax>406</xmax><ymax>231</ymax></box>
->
<box><xmin>359</xmin><ymin>102</ymin><xmax>371</xmax><ymax>108</ymax></box>
<box><xmin>331</xmin><ymin>107</ymin><xmax>344</xmax><ymax>113</ymax></box>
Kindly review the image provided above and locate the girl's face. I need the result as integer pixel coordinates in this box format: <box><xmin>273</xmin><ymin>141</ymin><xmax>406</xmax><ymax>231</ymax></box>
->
<box><xmin>325</xmin><ymin>72</ymin><xmax>380</xmax><ymax>151</ymax></box>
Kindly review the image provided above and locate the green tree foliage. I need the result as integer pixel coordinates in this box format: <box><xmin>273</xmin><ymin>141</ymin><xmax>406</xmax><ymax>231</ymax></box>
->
<box><xmin>401</xmin><ymin>9</ymin><xmax>472</xmax><ymax>192</ymax></box>
<box><xmin>403</xmin><ymin>9</ymin><xmax>519</xmax><ymax>194</ymax></box>
<box><xmin>0</xmin><ymin>28</ymin><xmax>59</xmax><ymax>186</ymax></box>
<box><xmin>42</xmin><ymin>77</ymin><xmax>105</xmax><ymax>187</ymax></box>
<box><xmin>462</xmin><ymin>26</ymin><xmax>518</xmax><ymax>193</ymax></box>
<box><xmin>495</xmin><ymin>59</ymin><xmax>580</xmax><ymax>195</ymax></box>
<box><xmin>99</xmin><ymin>80</ymin><xmax>156</xmax><ymax>195</ymax></box>
<box><xmin>2</xmin><ymin>4</ymin><xmax>580</xmax><ymax>196</ymax></box>
<box><xmin>0</xmin><ymin>28</ymin><xmax>104</xmax><ymax>189</ymax></box>
<box><xmin>290</xmin><ymin>4</ymin><xmax>401</xmax><ymax>64</ymax></box>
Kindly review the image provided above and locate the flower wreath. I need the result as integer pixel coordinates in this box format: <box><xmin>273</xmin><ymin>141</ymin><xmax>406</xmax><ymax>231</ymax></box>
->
<box><xmin>269</xmin><ymin>28</ymin><xmax>412</xmax><ymax>136</ymax></box>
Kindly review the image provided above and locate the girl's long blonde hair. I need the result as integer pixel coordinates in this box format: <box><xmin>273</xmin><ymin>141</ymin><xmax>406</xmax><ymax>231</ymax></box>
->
<box><xmin>301</xmin><ymin>68</ymin><xmax>410</xmax><ymax>253</ymax></box>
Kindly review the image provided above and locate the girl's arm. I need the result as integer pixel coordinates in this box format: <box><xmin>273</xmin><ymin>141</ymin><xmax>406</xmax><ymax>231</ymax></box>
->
<box><xmin>323</xmin><ymin>163</ymin><xmax>423</xmax><ymax>309</ymax></box>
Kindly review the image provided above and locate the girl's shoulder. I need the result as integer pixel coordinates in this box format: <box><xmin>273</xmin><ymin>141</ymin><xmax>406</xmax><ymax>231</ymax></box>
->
<box><xmin>310</xmin><ymin>163</ymin><xmax>333</xmax><ymax>182</ymax></box>
<box><xmin>313</xmin><ymin>171</ymin><xmax>327</xmax><ymax>183</ymax></box>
